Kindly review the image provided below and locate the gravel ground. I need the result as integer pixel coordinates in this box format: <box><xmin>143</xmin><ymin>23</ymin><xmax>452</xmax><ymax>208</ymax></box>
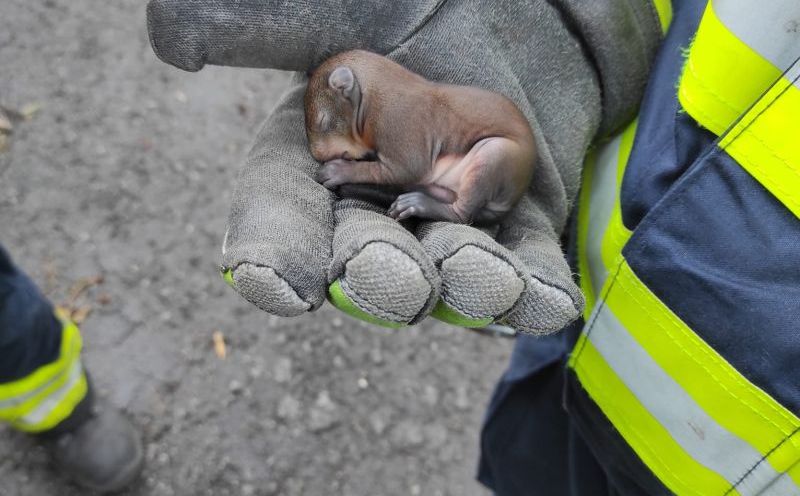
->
<box><xmin>0</xmin><ymin>1</ymin><xmax>513</xmax><ymax>495</ymax></box>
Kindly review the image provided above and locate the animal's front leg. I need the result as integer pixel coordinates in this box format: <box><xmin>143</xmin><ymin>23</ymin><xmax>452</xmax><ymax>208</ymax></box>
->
<box><xmin>316</xmin><ymin>159</ymin><xmax>387</xmax><ymax>189</ymax></box>
<box><xmin>388</xmin><ymin>191</ymin><xmax>462</xmax><ymax>222</ymax></box>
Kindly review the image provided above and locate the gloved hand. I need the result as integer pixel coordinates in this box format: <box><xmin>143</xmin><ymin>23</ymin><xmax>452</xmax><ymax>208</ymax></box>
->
<box><xmin>146</xmin><ymin>0</ymin><xmax>660</xmax><ymax>333</ymax></box>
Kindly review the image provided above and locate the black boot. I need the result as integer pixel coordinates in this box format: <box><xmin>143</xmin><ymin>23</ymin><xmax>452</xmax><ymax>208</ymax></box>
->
<box><xmin>40</xmin><ymin>382</ymin><xmax>144</xmax><ymax>493</ymax></box>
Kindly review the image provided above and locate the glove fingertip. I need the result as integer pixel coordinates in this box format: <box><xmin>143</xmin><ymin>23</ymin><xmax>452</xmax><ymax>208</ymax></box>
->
<box><xmin>430</xmin><ymin>299</ymin><xmax>494</xmax><ymax>328</ymax></box>
<box><xmin>327</xmin><ymin>280</ymin><xmax>407</xmax><ymax>329</ymax></box>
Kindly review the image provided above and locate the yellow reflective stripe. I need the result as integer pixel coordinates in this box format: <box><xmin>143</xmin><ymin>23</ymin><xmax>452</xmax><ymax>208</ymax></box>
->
<box><xmin>609</xmin><ymin>263</ymin><xmax>800</xmax><ymax>448</ymax></box>
<box><xmin>572</xmin><ymin>338</ymin><xmax>734</xmax><ymax>496</ymax></box>
<box><xmin>719</xmin><ymin>64</ymin><xmax>800</xmax><ymax>220</ymax></box>
<box><xmin>571</xmin><ymin>259</ymin><xmax>800</xmax><ymax>492</ymax></box>
<box><xmin>607</xmin><ymin>262</ymin><xmax>800</xmax><ymax>486</ymax></box>
<box><xmin>760</xmin><ymin>458</ymin><xmax>800</xmax><ymax>496</ymax></box>
<box><xmin>680</xmin><ymin>0</ymin><xmax>800</xmax><ymax>219</ymax></box>
<box><xmin>713</xmin><ymin>0</ymin><xmax>800</xmax><ymax>74</ymax></box>
<box><xmin>0</xmin><ymin>320</ymin><xmax>81</xmax><ymax>402</ymax></box>
<box><xmin>651</xmin><ymin>0</ymin><xmax>673</xmax><ymax>34</ymax></box>
<box><xmin>12</xmin><ymin>363</ymin><xmax>88</xmax><ymax>433</ymax></box>
<box><xmin>0</xmin><ymin>351</ymin><xmax>77</xmax><ymax>420</ymax></box>
<box><xmin>678</xmin><ymin>1</ymin><xmax>786</xmax><ymax>137</ymax></box>
<box><xmin>0</xmin><ymin>320</ymin><xmax>88</xmax><ymax>433</ymax></box>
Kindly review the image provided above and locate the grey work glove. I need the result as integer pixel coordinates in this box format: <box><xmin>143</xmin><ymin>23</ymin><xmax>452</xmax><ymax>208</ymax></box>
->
<box><xmin>147</xmin><ymin>0</ymin><xmax>660</xmax><ymax>333</ymax></box>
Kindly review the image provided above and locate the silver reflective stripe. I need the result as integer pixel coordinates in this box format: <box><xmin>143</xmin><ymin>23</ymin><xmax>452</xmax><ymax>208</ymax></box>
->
<box><xmin>586</xmin><ymin>304</ymin><xmax>789</xmax><ymax>495</ymax></box>
<box><xmin>760</xmin><ymin>470</ymin><xmax>800</xmax><ymax>496</ymax></box>
<box><xmin>585</xmin><ymin>135</ymin><xmax>621</xmax><ymax>296</ymax></box>
<box><xmin>17</xmin><ymin>360</ymin><xmax>83</xmax><ymax>427</ymax></box>
<box><xmin>714</xmin><ymin>0</ymin><xmax>800</xmax><ymax>87</ymax></box>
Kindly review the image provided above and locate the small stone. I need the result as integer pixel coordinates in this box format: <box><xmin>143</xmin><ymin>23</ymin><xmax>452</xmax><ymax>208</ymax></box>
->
<box><xmin>369</xmin><ymin>410</ymin><xmax>389</xmax><ymax>435</ymax></box>
<box><xmin>423</xmin><ymin>384</ymin><xmax>439</xmax><ymax>406</ymax></box>
<box><xmin>249</xmin><ymin>365</ymin><xmax>263</xmax><ymax>379</ymax></box>
<box><xmin>276</xmin><ymin>395</ymin><xmax>301</xmax><ymax>421</ymax></box>
<box><xmin>273</xmin><ymin>357</ymin><xmax>292</xmax><ymax>383</ymax></box>
<box><xmin>332</xmin><ymin>355</ymin><xmax>345</xmax><ymax>368</ymax></box>
<box><xmin>369</xmin><ymin>347</ymin><xmax>383</xmax><ymax>365</ymax></box>
<box><xmin>357</xmin><ymin>377</ymin><xmax>369</xmax><ymax>389</ymax></box>
<box><xmin>424</xmin><ymin>423</ymin><xmax>448</xmax><ymax>448</ymax></box>
<box><xmin>229</xmin><ymin>380</ymin><xmax>244</xmax><ymax>395</ymax></box>
<box><xmin>391</xmin><ymin>420</ymin><xmax>425</xmax><ymax>449</ymax></box>
<box><xmin>411</xmin><ymin>484</ymin><xmax>421</xmax><ymax>495</ymax></box>
<box><xmin>454</xmin><ymin>384</ymin><xmax>470</xmax><ymax>410</ymax></box>
<box><xmin>308</xmin><ymin>391</ymin><xmax>340</xmax><ymax>432</ymax></box>
<box><xmin>331</xmin><ymin>316</ymin><xmax>343</xmax><ymax>328</ymax></box>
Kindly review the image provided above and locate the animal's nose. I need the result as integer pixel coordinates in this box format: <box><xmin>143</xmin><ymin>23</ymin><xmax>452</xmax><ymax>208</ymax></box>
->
<box><xmin>342</xmin><ymin>152</ymin><xmax>352</xmax><ymax>160</ymax></box>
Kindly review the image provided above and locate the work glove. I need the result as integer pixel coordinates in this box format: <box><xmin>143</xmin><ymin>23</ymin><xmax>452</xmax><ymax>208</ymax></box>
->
<box><xmin>146</xmin><ymin>0</ymin><xmax>660</xmax><ymax>333</ymax></box>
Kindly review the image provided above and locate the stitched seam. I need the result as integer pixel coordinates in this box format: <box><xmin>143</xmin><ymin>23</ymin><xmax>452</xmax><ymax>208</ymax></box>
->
<box><xmin>684</xmin><ymin>71</ymin><xmax>800</xmax><ymax>182</ymax></box>
<box><xmin>570</xmin><ymin>261</ymin><xmax>624</xmax><ymax>364</ymax></box>
<box><xmin>438</xmin><ymin>292</ymin><xmax>490</xmax><ymax>320</ymax></box>
<box><xmin>617</xmin><ymin>268</ymin><xmax>800</xmax><ymax>437</ymax></box>
<box><xmin>727</xmin><ymin>140</ymin><xmax>800</xmax><ymax>211</ymax></box>
<box><xmin>387</xmin><ymin>0</ymin><xmax>450</xmax><ymax>54</ymax></box>
<box><xmin>683</xmin><ymin>61</ymin><xmax>800</xmax><ymax>191</ymax></box>
<box><xmin>626</xmin><ymin>65</ymin><xmax>800</xmax><ymax>435</ymax></box>
<box><xmin>727</xmin><ymin>426</ymin><xmax>800</xmax><ymax>495</ymax></box>
<box><xmin>684</xmin><ymin>57</ymin><xmax>742</xmax><ymax>114</ymax></box>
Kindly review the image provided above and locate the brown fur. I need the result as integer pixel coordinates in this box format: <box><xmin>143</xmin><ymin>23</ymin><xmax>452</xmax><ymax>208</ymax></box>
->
<box><xmin>304</xmin><ymin>50</ymin><xmax>536</xmax><ymax>225</ymax></box>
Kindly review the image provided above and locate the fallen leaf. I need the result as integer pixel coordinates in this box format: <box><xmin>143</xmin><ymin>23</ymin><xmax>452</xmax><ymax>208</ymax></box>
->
<box><xmin>70</xmin><ymin>305</ymin><xmax>92</xmax><ymax>324</ymax></box>
<box><xmin>67</xmin><ymin>274</ymin><xmax>104</xmax><ymax>305</ymax></box>
<box><xmin>20</xmin><ymin>102</ymin><xmax>41</xmax><ymax>120</ymax></box>
<box><xmin>0</xmin><ymin>109</ymin><xmax>12</xmax><ymax>133</ymax></box>
<box><xmin>54</xmin><ymin>304</ymin><xmax>92</xmax><ymax>325</ymax></box>
<box><xmin>54</xmin><ymin>305</ymin><xmax>71</xmax><ymax>321</ymax></box>
<box><xmin>212</xmin><ymin>330</ymin><xmax>227</xmax><ymax>359</ymax></box>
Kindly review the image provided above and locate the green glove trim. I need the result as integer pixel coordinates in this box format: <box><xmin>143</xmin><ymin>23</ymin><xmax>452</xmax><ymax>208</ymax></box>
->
<box><xmin>430</xmin><ymin>299</ymin><xmax>493</xmax><ymax>328</ymax></box>
<box><xmin>328</xmin><ymin>280</ymin><xmax>406</xmax><ymax>329</ymax></box>
<box><xmin>222</xmin><ymin>268</ymin><xmax>235</xmax><ymax>287</ymax></box>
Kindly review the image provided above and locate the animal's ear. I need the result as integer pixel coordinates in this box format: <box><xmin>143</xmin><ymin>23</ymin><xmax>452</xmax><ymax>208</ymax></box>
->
<box><xmin>328</xmin><ymin>66</ymin><xmax>357</xmax><ymax>100</ymax></box>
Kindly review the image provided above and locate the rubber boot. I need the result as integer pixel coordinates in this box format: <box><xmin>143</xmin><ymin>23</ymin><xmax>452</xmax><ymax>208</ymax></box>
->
<box><xmin>40</xmin><ymin>381</ymin><xmax>144</xmax><ymax>493</ymax></box>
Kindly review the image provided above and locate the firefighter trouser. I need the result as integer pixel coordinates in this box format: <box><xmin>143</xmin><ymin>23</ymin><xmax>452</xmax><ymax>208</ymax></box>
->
<box><xmin>0</xmin><ymin>245</ymin><xmax>88</xmax><ymax>433</ymax></box>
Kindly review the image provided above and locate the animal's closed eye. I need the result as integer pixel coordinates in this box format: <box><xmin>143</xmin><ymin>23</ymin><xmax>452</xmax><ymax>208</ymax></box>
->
<box><xmin>316</xmin><ymin>112</ymin><xmax>330</xmax><ymax>131</ymax></box>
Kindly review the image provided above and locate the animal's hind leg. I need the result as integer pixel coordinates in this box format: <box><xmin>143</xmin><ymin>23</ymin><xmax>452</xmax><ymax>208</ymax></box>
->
<box><xmin>448</xmin><ymin>138</ymin><xmax>522</xmax><ymax>225</ymax></box>
<box><xmin>388</xmin><ymin>191</ymin><xmax>461</xmax><ymax>222</ymax></box>
<box><xmin>388</xmin><ymin>137</ymin><xmax>525</xmax><ymax>224</ymax></box>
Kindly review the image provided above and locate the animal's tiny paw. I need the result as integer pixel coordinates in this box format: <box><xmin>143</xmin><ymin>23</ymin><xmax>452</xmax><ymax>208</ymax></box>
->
<box><xmin>388</xmin><ymin>192</ymin><xmax>433</xmax><ymax>220</ymax></box>
<box><xmin>316</xmin><ymin>159</ymin><xmax>353</xmax><ymax>189</ymax></box>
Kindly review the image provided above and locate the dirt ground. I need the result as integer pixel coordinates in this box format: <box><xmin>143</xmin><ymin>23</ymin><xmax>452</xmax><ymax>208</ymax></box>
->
<box><xmin>0</xmin><ymin>1</ymin><xmax>514</xmax><ymax>495</ymax></box>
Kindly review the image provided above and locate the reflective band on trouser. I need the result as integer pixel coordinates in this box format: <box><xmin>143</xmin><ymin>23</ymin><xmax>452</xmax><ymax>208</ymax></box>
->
<box><xmin>0</xmin><ymin>321</ymin><xmax>88</xmax><ymax>432</ymax></box>
<box><xmin>651</xmin><ymin>0</ymin><xmax>672</xmax><ymax>34</ymax></box>
<box><xmin>577</xmin><ymin>120</ymin><xmax>635</xmax><ymax>318</ymax></box>
<box><xmin>679</xmin><ymin>0</ymin><xmax>800</xmax><ymax>219</ymax></box>
<box><xmin>570</xmin><ymin>263</ymin><xmax>800</xmax><ymax>495</ymax></box>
